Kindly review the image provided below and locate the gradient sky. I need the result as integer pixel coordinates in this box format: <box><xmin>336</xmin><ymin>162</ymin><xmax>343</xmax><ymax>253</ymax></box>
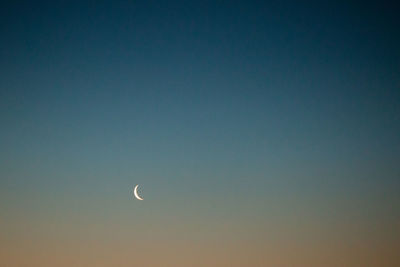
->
<box><xmin>1</xmin><ymin>1</ymin><xmax>399</xmax><ymax>266</ymax></box>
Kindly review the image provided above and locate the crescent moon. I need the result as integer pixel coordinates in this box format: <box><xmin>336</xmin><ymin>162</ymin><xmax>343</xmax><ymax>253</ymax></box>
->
<box><xmin>133</xmin><ymin>185</ymin><xmax>144</xmax><ymax>200</ymax></box>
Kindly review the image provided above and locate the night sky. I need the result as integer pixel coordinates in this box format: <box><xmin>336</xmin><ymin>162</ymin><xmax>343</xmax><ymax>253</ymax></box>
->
<box><xmin>1</xmin><ymin>1</ymin><xmax>399</xmax><ymax>266</ymax></box>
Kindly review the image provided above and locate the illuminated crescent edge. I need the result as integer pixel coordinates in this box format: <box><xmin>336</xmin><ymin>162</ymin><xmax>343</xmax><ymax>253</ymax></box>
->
<box><xmin>134</xmin><ymin>185</ymin><xmax>144</xmax><ymax>200</ymax></box>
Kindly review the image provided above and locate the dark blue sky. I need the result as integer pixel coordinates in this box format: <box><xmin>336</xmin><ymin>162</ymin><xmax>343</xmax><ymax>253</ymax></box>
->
<box><xmin>0</xmin><ymin>1</ymin><xmax>399</xmax><ymax>265</ymax></box>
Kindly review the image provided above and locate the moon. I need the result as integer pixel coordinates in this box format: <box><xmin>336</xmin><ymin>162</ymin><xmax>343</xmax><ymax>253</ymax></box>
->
<box><xmin>133</xmin><ymin>185</ymin><xmax>144</xmax><ymax>200</ymax></box>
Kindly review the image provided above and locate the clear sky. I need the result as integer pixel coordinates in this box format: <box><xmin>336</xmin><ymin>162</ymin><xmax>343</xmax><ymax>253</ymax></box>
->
<box><xmin>1</xmin><ymin>1</ymin><xmax>399</xmax><ymax>266</ymax></box>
